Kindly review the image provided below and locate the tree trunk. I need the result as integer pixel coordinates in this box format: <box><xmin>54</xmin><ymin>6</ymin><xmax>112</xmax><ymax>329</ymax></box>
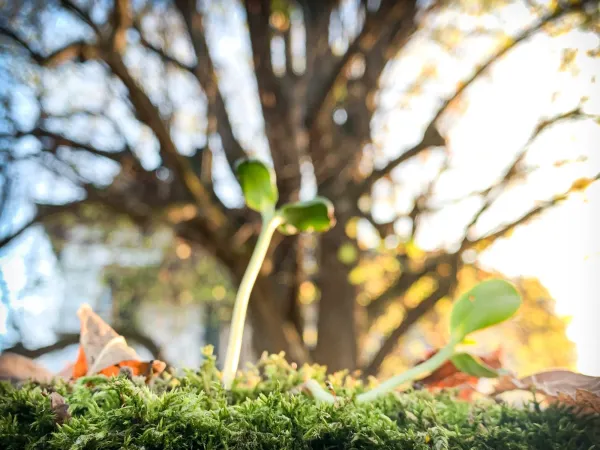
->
<box><xmin>313</xmin><ymin>229</ymin><xmax>358</xmax><ymax>372</ymax></box>
<box><xmin>248</xmin><ymin>276</ymin><xmax>309</xmax><ymax>365</ymax></box>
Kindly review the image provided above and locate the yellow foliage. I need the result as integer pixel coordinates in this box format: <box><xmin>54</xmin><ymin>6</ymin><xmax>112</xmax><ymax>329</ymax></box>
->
<box><xmin>345</xmin><ymin>217</ymin><xmax>359</xmax><ymax>239</ymax></box>
<box><xmin>570</xmin><ymin>177</ymin><xmax>595</xmax><ymax>192</ymax></box>
<box><xmin>403</xmin><ymin>275</ymin><xmax>437</xmax><ymax>308</ymax></box>
<box><xmin>299</xmin><ymin>281</ymin><xmax>317</xmax><ymax>305</ymax></box>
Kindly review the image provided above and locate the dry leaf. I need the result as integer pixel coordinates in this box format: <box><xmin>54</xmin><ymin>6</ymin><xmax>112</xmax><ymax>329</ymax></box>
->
<box><xmin>72</xmin><ymin>304</ymin><xmax>165</xmax><ymax>382</ymax></box>
<box><xmin>494</xmin><ymin>370</ymin><xmax>600</xmax><ymax>414</ymax></box>
<box><xmin>417</xmin><ymin>349</ymin><xmax>503</xmax><ymax>400</ymax></box>
<box><xmin>49</xmin><ymin>392</ymin><xmax>71</xmax><ymax>425</ymax></box>
<box><xmin>420</xmin><ymin>348</ymin><xmax>502</xmax><ymax>398</ymax></box>
<box><xmin>0</xmin><ymin>352</ymin><xmax>55</xmax><ymax>384</ymax></box>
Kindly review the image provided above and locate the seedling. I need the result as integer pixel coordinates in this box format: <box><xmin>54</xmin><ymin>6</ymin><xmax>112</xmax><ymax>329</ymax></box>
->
<box><xmin>305</xmin><ymin>279</ymin><xmax>521</xmax><ymax>403</ymax></box>
<box><xmin>224</xmin><ymin>158</ymin><xmax>521</xmax><ymax>400</ymax></box>
<box><xmin>222</xmin><ymin>159</ymin><xmax>335</xmax><ymax>389</ymax></box>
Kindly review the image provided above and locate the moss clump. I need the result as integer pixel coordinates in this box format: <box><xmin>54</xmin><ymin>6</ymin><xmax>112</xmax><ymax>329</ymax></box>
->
<box><xmin>1</xmin><ymin>353</ymin><xmax>598</xmax><ymax>449</ymax></box>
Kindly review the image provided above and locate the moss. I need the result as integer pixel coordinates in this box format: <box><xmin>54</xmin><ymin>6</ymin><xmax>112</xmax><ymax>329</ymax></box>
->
<box><xmin>0</xmin><ymin>354</ymin><xmax>598</xmax><ymax>449</ymax></box>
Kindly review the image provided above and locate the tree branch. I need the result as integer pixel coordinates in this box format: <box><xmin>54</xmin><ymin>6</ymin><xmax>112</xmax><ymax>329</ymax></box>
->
<box><xmin>311</xmin><ymin>1</ymin><xmax>422</xmax><ymax>191</ymax></box>
<box><xmin>59</xmin><ymin>0</ymin><xmax>102</xmax><ymax>37</ymax></box>
<box><xmin>362</xmin><ymin>257</ymin><xmax>459</xmax><ymax>377</ymax></box>
<box><xmin>0</xmin><ymin>25</ymin><xmax>98</xmax><ymax>66</ymax></box>
<box><xmin>351</xmin><ymin>1</ymin><xmax>590</xmax><ymax>198</ymax></box>
<box><xmin>459</xmin><ymin>107</ymin><xmax>594</xmax><ymax>249</ymax></box>
<box><xmin>366</xmin><ymin>253</ymin><xmax>451</xmax><ymax>320</ymax></box>
<box><xmin>347</xmin><ymin>124</ymin><xmax>444</xmax><ymax>200</ymax></box>
<box><xmin>172</xmin><ymin>0</ymin><xmax>247</xmax><ymax>169</ymax></box>
<box><xmin>0</xmin><ymin>201</ymin><xmax>86</xmax><ymax>250</ymax></box>
<box><xmin>465</xmin><ymin>171</ymin><xmax>600</xmax><ymax>252</ymax></box>
<box><xmin>243</xmin><ymin>0</ymin><xmax>301</xmax><ymax>201</ymax></box>
<box><xmin>305</xmin><ymin>1</ymin><xmax>414</xmax><ymax>130</ymax></box>
<box><xmin>4</xmin><ymin>328</ymin><xmax>164</xmax><ymax>361</ymax></box>
<box><xmin>12</xmin><ymin>128</ymin><xmax>128</xmax><ymax>163</ymax></box>
<box><xmin>102</xmin><ymin>52</ymin><xmax>228</xmax><ymax>232</ymax></box>
<box><xmin>137</xmin><ymin>33</ymin><xmax>195</xmax><ymax>72</ymax></box>
<box><xmin>110</xmin><ymin>0</ymin><xmax>132</xmax><ymax>53</ymax></box>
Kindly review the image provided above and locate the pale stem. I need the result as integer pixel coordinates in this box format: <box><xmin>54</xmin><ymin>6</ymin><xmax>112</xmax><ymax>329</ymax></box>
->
<box><xmin>302</xmin><ymin>340</ymin><xmax>458</xmax><ymax>404</ymax></box>
<box><xmin>356</xmin><ymin>341</ymin><xmax>457</xmax><ymax>403</ymax></box>
<box><xmin>222</xmin><ymin>213</ymin><xmax>283</xmax><ymax>390</ymax></box>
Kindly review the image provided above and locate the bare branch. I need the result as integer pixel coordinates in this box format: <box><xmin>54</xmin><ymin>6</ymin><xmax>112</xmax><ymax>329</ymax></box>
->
<box><xmin>12</xmin><ymin>128</ymin><xmax>128</xmax><ymax>162</ymax></box>
<box><xmin>305</xmin><ymin>1</ymin><xmax>418</xmax><ymax>130</ymax></box>
<box><xmin>459</xmin><ymin>107</ymin><xmax>593</xmax><ymax>249</ymax></box>
<box><xmin>351</xmin><ymin>1</ymin><xmax>590</xmax><ymax>198</ymax></box>
<box><xmin>137</xmin><ymin>33</ymin><xmax>195</xmax><ymax>72</ymax></box>
<box><xmin>428</xmin><ymin>3</ymin><xmax>590</xmax><ymax>129</ymax></box>
<box><xmin>43</xmin><ymin>41</ymin><xmax>98</xmax><ymax>67</ymax></box>
<box><xmin>102</xmin><ymin>52</ymin><xmax>228</xmax><ymax>232</ymax></box>
<box><xmin>0</xmin><ymin>201</ymin><xmax>86</xmax><ymax>250</ymax></box>
<box><xmin>348</xmin><ymin>124</ymin><xmax>445</xmax><ymax>200</ymax></box>
<box><xmin>465</xmin><ymin>171</ymin><xmax>600</xmax><ymax>251</ymax></box>
<box><xmin>173</xmin><ymin>0</ymin><xmax>246</xmax><ymax>169</ymax></box>
<box><xmin>0</xmin><ymin>25</ymin><xmax>98</xmax><ymax>66</ymax></box>
<box><xmin>110</xmin><ymin>0</ymin><xmax>132</xmax><ymax>53</ymax></box>
<box><xmin>59</xmin><ymin>0</ymin><xmax>102</xmax><ymax>37</ymax></box>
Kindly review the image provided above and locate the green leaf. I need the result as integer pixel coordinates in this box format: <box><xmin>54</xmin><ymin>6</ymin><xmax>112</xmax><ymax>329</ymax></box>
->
<box><xmin>450</xmin><ymin>279</ymin><xmax>521</xmax><ymax>340</ymax></box>
<box><xmin>451</xmin><ymin>353</ymin><xmax>500</xmax><ymax>378</ymax></box>
<box><xmin>235</xmin><ymin>159</ymin><xmax>278</xmax><ymax>213</ymax></box>
<box><xmin>278</xmin><ymin>197</ymin><xmax>336</xmax><ymax>235</ymax></box>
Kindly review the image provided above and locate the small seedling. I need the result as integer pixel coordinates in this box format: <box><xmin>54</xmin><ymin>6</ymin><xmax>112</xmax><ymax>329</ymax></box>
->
<box><xmin>221</xmin><ymin>159</ymin><xmax>335</xmax><ymax>389</ymax></box>
<box><xmin>305</xmin><ymin>279</ymin><xmax>521</xmax><ymax>403</ymax></box>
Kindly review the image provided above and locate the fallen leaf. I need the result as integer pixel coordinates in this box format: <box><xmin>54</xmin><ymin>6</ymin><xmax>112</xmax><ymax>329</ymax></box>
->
<box><xmin>419</xmin><ymin>348</ymin><xmax>503</xmax><ymax>400</ymax></box>
<box><xmin>0</xmin><ymin>352</ymin><xmax>55</xmax><ymax>384</ymax></box>
<box><xmin>420</xmin><ymin>348</ymin><xmax>502</xmax><ymax>386</ymax></box>
<box><xmin>72</xmin><ymin>304</ymin><xmax>165</xmax><ymax>382</ymax></box>
<box><xmin>49</xmin><ymin>392</ymin><xmax>71</xmax><ymax>425</ymax></box>
<box><xmin>494</xmin><ymin>370</ymin><xmax>600</xmax><ymax>414</ymax></box>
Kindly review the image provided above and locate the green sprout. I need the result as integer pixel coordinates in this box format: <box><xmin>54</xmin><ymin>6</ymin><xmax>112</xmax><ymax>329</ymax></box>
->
<box><xmin>304</xmin><ymin>279</ymin><xmax>521</xmax><ymax>403</ymax></box>
<box><xmin>221</xmin><ymin>158</ymin><xmax>335</xmax><ymax>389</ymax></box>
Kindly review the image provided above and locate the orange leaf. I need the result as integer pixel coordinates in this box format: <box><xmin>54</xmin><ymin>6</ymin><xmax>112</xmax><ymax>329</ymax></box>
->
<box><xmin>98</xmin><ymin>360</ymin><xmax>167</xmax><ymax>383</ymax></box>
<box><xmin>419</xmin><ymin>348</ymin><xmax>503</xmax><ymax>398</ymax></box>
<box><xmin>72</xmin><ymin>346</ymin><xmax>88</xmax><ymax>379</ymax></box>
<box><xmin>71</xmin><ymin>304</ymin><xmax>165</xmax><ymax>383</ymax></box>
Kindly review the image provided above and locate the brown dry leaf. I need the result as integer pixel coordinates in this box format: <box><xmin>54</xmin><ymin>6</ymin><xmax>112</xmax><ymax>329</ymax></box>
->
<box><xmin>75</xmin><ymin>304</ymin><xmax>137</xmax><ymax>375</ymax></box>
<box><xmin>72</xmin><ymin>304</ymin><xmax>165</xmax><ymax>382</ymax></box>
<box><xmin>49</xmin><ymin>392</ymin><xmax>71</xmax><ymax>425</ymax></box>
<box><xmin>494</xmin><ymin>370</ymin><xmax>600</xmax><ymax>414</ymax></box>
<box><xmin>419</xmin><ymin>348</ymin><xmax>503</xmax><ymax>400</ymax></box>
<box><xmin>0</xmin><ymin>352</ymin><xmax>55</xmax><ymax>383</ymax></box>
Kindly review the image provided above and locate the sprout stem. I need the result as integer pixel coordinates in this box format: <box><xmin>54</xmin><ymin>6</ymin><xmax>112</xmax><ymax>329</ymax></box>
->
<box><xmin>356</xmin><ymin>341</ymin><xmax>457</xmax><ymax>403</ymax></box>
<box><xmin>302</xmin><ymin>339</ymin><xmax>459</xmax><ymax>404</ymax></box>
<box><xmin>222</xmin><ymin>213</ymin><xmax>283</xmax><ymax>390</ymax></box>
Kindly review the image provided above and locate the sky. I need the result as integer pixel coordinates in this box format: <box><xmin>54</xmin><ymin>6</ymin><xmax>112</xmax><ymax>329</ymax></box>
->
<box><xmin>0</xmin><ymin>0</ymin><xmax>599</xmax><ymax>375</ymax></box>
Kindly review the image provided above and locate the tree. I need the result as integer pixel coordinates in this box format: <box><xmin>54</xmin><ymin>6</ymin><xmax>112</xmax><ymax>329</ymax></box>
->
<box><xmin>0</xmin><ymin>0</ymin><xmax>597</xmax><ymax>373</ymax></box>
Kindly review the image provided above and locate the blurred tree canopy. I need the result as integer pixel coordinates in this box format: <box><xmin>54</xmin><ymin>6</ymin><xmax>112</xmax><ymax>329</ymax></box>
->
<box><xmin>0</xmin><ymin>0</ymin><xmax>597</xmax><ymax>374</ymax></box>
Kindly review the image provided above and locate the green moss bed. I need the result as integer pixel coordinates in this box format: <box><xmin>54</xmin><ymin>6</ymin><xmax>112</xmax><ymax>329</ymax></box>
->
<box><xmin>1</xmin><ymin>354</ymin><xmax>598</xmax><ymax>449</ymax></box>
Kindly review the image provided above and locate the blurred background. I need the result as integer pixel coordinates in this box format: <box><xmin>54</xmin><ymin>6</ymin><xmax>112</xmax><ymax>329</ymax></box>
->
<box><xmin>0</xmin><ymin>0</ymin><xmax>598</xmax><ymax>379</ymax></box>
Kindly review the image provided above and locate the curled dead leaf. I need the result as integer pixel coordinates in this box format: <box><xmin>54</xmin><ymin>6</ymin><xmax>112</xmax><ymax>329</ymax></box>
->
<box><xmin>72</xmin><ymin>304</ymin><xmax>166</xmax><ymax>383</ymax></box>
<box><xmin>494</xmin><ymin>370</ymin><xmax>600</xmax><ymax>415</ymax></box>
